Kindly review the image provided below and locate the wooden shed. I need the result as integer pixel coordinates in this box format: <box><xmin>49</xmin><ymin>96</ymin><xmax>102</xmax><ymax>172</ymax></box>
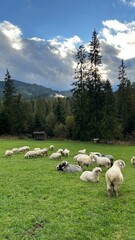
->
<box><xmin>33</xmin><ymin>131</ymin><xmax>47</xmax><ymax>140</ymax></box>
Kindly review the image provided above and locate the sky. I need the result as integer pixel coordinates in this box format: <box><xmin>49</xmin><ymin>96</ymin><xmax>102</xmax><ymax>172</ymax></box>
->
<box><xmin>0</xmin><ymin>0</ymin><xmax>135</xmax><ymax>90</ymax></box>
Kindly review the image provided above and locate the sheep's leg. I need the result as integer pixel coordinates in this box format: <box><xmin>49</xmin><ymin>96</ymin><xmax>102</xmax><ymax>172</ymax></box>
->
<box><xmin>107</xmin><ymin>184</ymin><xmax>113</xmax><ymax>197</ymax></box>
<box><xmin>114</xmin><ymin>185</ymin><xmax>119</xmax><ymax>197</ymax></box>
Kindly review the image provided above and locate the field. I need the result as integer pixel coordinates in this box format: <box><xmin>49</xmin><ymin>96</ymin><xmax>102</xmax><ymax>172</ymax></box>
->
<box><xmin>0</xmin><ymin>138</ymin><xmax>135</xmax><ymax>240</ymax></box>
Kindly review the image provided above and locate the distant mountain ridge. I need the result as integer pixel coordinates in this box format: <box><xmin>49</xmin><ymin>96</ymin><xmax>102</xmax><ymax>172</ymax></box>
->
<box><xmin>0</xmin><ymin>80</ymin><xmax>72</xmax><ymax>98</ymax></box>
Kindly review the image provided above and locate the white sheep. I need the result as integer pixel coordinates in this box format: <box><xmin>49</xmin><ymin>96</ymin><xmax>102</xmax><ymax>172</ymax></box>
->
<box><xmin>56</xmin><ymin>161</ymin><xmax>82</xmax><ymax>172</ymax></box>
<box><xmin>73</xmin><ymin>153</ymin><xmax>87</xmax><ymax>161</ymax></box>
<box><xmin>12</xmin><ymin>148</ymin><xmax>19</xmax><ymax>154</ymax></box>
<box><xmin>131</xmin><ymin>156</ymin><xmax>135</xmax><ymax>166</ymax></box>
<box><xmin>92</xmin><ymin>154</ymin><xmax>111</xmax><ymax>168</ymax></box>
<box><xmin>5</xmin><ymin>150</ymin><xmax>13</xmax><ymax>157</ymax></box>
<box><xmin>18</xmin><ymin>146</ymin><xmax>30</xmax><ymax>153</ymax></box>
<box><xmin>35</xmin><ymin>148</ymin><xmax>48</xmax><ymax>157</ymax></box>
<box><xmin>63</xmin><ymin>149</ymin><xmax>70</xmax><ymax>157</ymax></box>
<box><xmin>49</xmin><ymin>152</ymin><xmax>62</xmax><ymax>160</ymax></box>
<box><xmin>57</xmin><ymin>149</ymin><xmax>63</xmax><ymax>154</ymax></box>
<box><xmin>24</xmin><ymin>151</ymin><xmax>36</xmax><ymax>158</ymax></box>
<box><xmin>90</xmin><ymin>152</ymin><xmax>102</xmax><ymax>157</ymax></box>
<box><xmin>80</xmin><ymin>167</ymin><xmax>102</xmax><ymax>182</ymax></box>
<box><xmin>78</xmin><ymin>149</ymin><xmax>86</xmax><ymax>154</ymax></box>
<box><xmin>105</xmin><ymin>160</ymin><xmax>126</xmax><ymax>197</ymax></box>
<box><xmin>76</xmin><ymin>154</ymin><xmax>95</xmax><ymax>168</ymax></box>
<box><xmin>50</xmin><ymin>145</ymin><xmax>54</xmax><ymax>150</ymax></box>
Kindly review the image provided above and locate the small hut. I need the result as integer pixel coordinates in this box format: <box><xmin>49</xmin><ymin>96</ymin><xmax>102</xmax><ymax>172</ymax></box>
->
<box><xmin>33</xmin><ymin>131</ymin><xmax>47</xmax><ymax>140</ymax></box>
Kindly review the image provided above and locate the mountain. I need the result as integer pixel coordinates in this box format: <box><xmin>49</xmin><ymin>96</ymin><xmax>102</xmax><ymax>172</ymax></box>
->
<box><xmin>0</xmin><ymin>80</ymin><xmax>72</xmax><ymax>98</ymax></box>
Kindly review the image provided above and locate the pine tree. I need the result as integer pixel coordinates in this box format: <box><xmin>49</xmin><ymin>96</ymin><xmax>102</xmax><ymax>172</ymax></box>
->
<box><xmin>117</xmin><ymin>59</ymin><xmax>133</xmax><ymax>137</ymax></box>
<box><xmin>72</xmin><ymin>45</ymin><xmax>87</xmax><ymax>140</ymax></box>
<box><xmin>2</xmin><ymin>69</ymin><xmax>17</xmax><ymax>133</ymax></box>
<box><xmin>86</xmin><ymin>30</ymin><xmax>104</xmax><ymax>139</ymax></box>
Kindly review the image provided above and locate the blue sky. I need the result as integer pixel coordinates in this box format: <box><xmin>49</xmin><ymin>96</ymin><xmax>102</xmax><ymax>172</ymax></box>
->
<box><xmin>0</xmin><ymin>0</ymin><xmax>135</xmax><ymax>90</ymax></box>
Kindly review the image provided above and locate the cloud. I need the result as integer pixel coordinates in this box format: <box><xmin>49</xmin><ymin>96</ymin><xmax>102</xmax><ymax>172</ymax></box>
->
<box><xmin>120</xmin><ymin>0</ymin><xmax>135</xmax><ymax>7</ymax></box>
<box><xmin>99</xmin><ymin>19</ymin><xmax>135</xmax><ymax>87</ymax></box>
<box><xmin>0</xmin><ymin>21</ymin><xmax>81</xmax><ymax>90</ymax></box>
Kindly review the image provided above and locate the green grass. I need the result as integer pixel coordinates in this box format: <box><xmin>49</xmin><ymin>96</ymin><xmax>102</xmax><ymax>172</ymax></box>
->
<box><xmin>0</xmin><ymin>139</ymin><xmax>135</xmax><ymax>240</ymax></box>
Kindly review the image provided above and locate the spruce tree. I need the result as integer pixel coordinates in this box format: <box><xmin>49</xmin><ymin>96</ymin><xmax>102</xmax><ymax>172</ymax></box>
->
<box><xmin>86</xmin><ymin>30</ymin><xmax>104</xmax><ymax>139</ymax></box>
<box><xmin>117</xmin><ymin>59</ymin><xmax>133</xmax><ymax>137</ymax></box>
<box><xmin>72</xmin><ymin>45</ymin><xmax>87</xmax><ymax>140</ymax></box>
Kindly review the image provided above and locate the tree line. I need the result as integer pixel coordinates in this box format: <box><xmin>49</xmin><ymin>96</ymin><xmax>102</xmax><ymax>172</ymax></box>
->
<box><xmin>1</xmin><ymin>30</ymin><xmax>135</xmax><ymax>141</ymax></box>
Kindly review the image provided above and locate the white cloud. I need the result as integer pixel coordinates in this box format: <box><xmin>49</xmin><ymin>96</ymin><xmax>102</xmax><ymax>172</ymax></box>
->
<box><xmin>99</xmin><ymin>19</ymin><xmax>135</xmax><ymax>87</ymax></box>
<box><xmin>120</xmin><ymin>0</ymin><xmax>135</xmax><ymax>7</ymax></box>
<box><xmin>0</xmin><ymin>21</ymin><xmax>81</xmax><ymax>90</ymax></box>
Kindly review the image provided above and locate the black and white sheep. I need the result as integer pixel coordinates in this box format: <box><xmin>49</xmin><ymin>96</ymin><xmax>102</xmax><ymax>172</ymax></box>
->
<box><xmin>131</xmin><ymin>156</ymin><xmax>135</xmax><ymax>166</ymax></box>
<box><xmin>105</xmin><ymin>159</ymin><xmax>126</xmax><ymax>197</ymax></box>
<box><xmin>56</xmin><ymin>161</ymin><xmax>82</xmax><ymax>172</ymax></box>
<box><xmin>80</xmin><ymin>167</ymin><xmax>102</xmax><ymax>182</ymax></box>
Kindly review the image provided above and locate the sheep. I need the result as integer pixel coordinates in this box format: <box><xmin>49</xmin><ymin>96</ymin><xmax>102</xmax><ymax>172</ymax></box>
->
<box><xmin>18</xmin><ymin>146</ymin><xmax>30</xmax><ymax>153</ymax></box>
<box><xmin>105</xmin><ymin>160</ymin><xmax>126</xmax><ymax>197</ymax></box>
<box><xmin>78</xmin><ymin>149</ymin><xmax>86</xmax><ymax>154</ymax></box>
<box><xmin>131</xmin><ymin>156</ymin><xmax>135</xmax><ymax>166</ymax></box>
<box><xmin>24</xmin><ymin>151</ymin><xmax>36</xmax><ymax>158</ymax></box>
<box><xmin>5</xmin><ymin>150</ymin><xmax>13</xmax><ymax>157</ymax></box>
<box><xmin>63</xmin><ymin>149</ymin><xmax>70</xmax><ymax>157</ymax></box>
<box><xmin>80</xmin><ymin>167</ymin><xmax>102</xmax><ymax>182</ymax></box>
<box><xmin>50</xmin><ymin>145</ymin><xmax>54</xmax><ymax>150</ymax></box>
<box><xmin>57</xmin><ymin>149</ymin><xmax>63</xmax><ymax>155</ymax></box>
<box><xmin>92</xmin><ymin>154</ymin><xmax>111</xmax><ymax>168</ymax></box>
<box><xmin>90</xmin><ymin>152</ymin><xmax>102</xmax><ymax>157</ymax></box>
<box><xmin>12</xmin><ymin>148</ymin><xmax>19</xmax><ymax>154</ymax></box>
<box><xmin>101</xmin><ymin>154</ymin><xmax>114</xmax><ymax>166</ymax></box>
<box><xmin>56</xmin><ymin>161</ymin><xmax>82</xmax><ymax>172</ymax></box>
<box><xmin>76</xmin><ymin>153</ymin><xmax>95</xmax><ymax>168</ymax></box>
<box><xmin>73</xmin><ymin>153</ymin><xmax>87</xmax><ymax>161</ymax></box>
<box><xmin>49</xmin><ymin>152</ymin><xmax>62</xmax><ymax>160</ymax></box>
<box><xmin>35</xmin><ymin>148</ymin><xmax>48</xmax><ymax>157</ymax></box>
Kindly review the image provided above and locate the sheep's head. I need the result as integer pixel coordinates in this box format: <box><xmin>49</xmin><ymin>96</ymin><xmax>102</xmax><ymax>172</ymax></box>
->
<box><xmin>93</xmin><ymin>167</ymin><xmax>102</xmax><ymax>174</ymax></box>
<box><xmin>114</xmin><ymin>160</ymin><xmax>126</xmax><ymax>169</ymax></box>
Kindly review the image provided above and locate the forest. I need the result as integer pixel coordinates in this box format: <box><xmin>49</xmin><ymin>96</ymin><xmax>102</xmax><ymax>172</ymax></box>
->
<box><xmin>0</xmin><ymin>30</ymin><xmax>135</xmax><ymax>141</ymax></box>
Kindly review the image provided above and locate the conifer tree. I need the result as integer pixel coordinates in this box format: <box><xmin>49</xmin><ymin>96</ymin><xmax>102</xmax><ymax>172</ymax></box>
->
<box><xmin>86</xmin><ymin>30</ymin><xmax>104</xmax><ymax>139</ymax></box>
<box><xmin>72</xmin><ymin>45</ymin><xmax>87</xmax><ymax>139</ymax></box>
<box><xmin>117</xmin><ymin>59</ymin><xmax>133</xmax><ymax>137</ymax></box>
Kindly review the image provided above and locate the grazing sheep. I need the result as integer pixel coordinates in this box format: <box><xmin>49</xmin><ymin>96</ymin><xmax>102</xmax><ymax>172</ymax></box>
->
<box><xmin>12</xmin><ymin>148</ymin><xmax>19</xmax><ymax>154</ymax></box>
<box><xmin>24</xmin><ymin>151</ymin><xmax>36</xmax><ymax>158</ymax></box>
<box><xmin>76</xmin><ymin>153</ymin><xmax>95</xmax><ymax>168</ymax></box>
<box><xmin>49</xmin><ymin>152</ymin><xmax>62</xmax><ymax>160</ymax></box>
<box><xmin>78</xmin><ymin>149</ymin><xmax>86</xmax><ymax>154</ymax></box>
<box><xmin>35</xmin><ymin>148</ymin><xmax>48</xmax><ymax>157</ymax></box>
<box><xmin>90</xmin><ymin>152</ymin><xmax>102</xmax><ymax>157</ymax></box>
<box><xmin>105</xmin><ymin>160</ymin><xmax>126</xmax><ymax>197</ymax></box>
<box><xmin>50</xmin><ymin>145</ymin><xmax>54</xmax><ymax>150</ymax></box>
<box><xmin>56</xmin><ymin>161</ymin><xmax>82</xmax><ymax>172</ymax></box>
<box><xmin>73</xmin><ymin>153</ymin><xmax>87</xmax><ymax>161</ymax></box>
<box><xmin>63</xmin><ymin>149</ymin><xmax>70</xmax><ymax>157</ymax></box>
<box><xmin>92</xmin><ymin>154</ymin><xmax>111</xmax><ymax>168</ymax></box>
<box><xmin>18</xmin><ymin>146</ymin><xmax>30</xmax><ymax>153</ymax></box>
<box><xmin>5</xmin><ymin>150</ymin><xmax>13</xmax><ymax>157</ymax></box>
<box><xmin>57</xmin><ymin>149</ymin><xmax>63</xmax><ymax>154</ymax></box>
<box><xmin>131</xmin><ymin>156</ymin><xmax>135</xmax><ymax>166</ymax></box>
<box><xmin>80</xmin><ymin>167</ymin><xmax>102</xmax><ymax>182</ymax></box>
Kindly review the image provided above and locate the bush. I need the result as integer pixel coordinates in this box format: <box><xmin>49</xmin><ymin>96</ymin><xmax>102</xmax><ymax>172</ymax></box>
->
<box><xmin>53</xmin><ymin>123</ymin><xmax>70</xmax><ymax>139</ymax></box>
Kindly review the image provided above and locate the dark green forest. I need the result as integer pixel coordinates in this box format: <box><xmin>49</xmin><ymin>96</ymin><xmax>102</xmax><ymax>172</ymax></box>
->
<box><xmin>1</xmin><ymin>30</ymin><xmax>135</xmax><ymax>141</ymax></box>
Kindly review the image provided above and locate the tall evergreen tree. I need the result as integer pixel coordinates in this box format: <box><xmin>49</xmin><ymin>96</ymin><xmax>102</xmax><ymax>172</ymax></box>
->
<box><xmin>2</xmin><ymin>69</ymin><xmax>17</xmax><ymax>133</ymax></box>
<box><xmin>72</xmin><ymin>45</ymin><xmax>87</xmax><ymax>140</ymax></box>
<box><xmin>86</xmin><ymin>30</ymin><xmax>104</xmax><ymax>139</ymax></box>
<box><xmin>117</xmin><ymin>59</ymin><xmax>133</xmax><ymax>137</ymax></box>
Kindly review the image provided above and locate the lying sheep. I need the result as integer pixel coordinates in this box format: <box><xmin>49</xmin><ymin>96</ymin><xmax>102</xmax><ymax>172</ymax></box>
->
<box><xmin>80</xmin><ymin>167</ymin><xmax>102</xmax><ymax>182</ymax></box>
<box><xmin>131</xmin><ymin>156</ymin><xmax>135</xmax><ymax>166</ymax></box>
<box><xmin>56</xmin><ymin>161</ymin><xmax>82</xmax><ymax>172</ymax></box>
<box><xmin>105</xmin><ymin>160</ymin><xmax>126</xmax><ymax>197</ymax></box>
<box><xmin>92</xmin><ymin>154</ymin><xmax>111</xmax><ymax>168</ymax></box>
<box><xmin>78</xmin><ymin>149</ymin><xmax>86</xmax><ymax>154</ymax></box>
<box><xmin>5</xmin><ymin>150</ymin><xmax>13</xmax><ymax>157</ymax></box>
<box><xmin>49</xmin><ymin>152</ymin><xmax>62</xmax><ymax>160</ymax></box>
<box><xmin>76</xmin><ymin>153</ymin><xmax>95</xmax><ymax>168</ymax></box>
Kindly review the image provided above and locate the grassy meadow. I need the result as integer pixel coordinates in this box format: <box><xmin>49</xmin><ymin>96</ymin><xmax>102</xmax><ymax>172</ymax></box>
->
<box><xmin>0</xmin><ymin>138</ymin><xmax>135</xmax><ymax>240</ymax></box>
